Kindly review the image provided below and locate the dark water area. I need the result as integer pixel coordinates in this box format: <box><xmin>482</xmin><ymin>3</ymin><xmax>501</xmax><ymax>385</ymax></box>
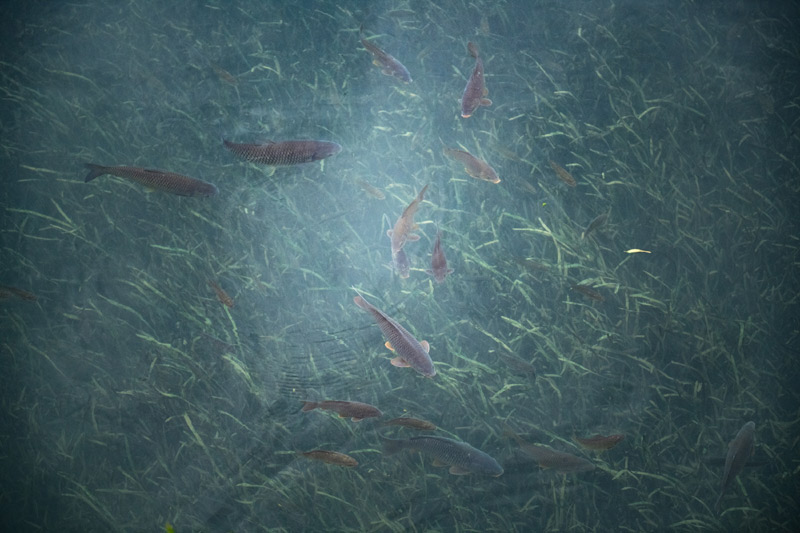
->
<box><xmin>1</xmin><ymin>0</ymin><xmax>798</xmax><ymax>531</ymax></box>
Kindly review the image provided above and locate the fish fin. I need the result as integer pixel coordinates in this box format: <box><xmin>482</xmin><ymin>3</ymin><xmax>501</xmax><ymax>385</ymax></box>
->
<box><xmin>301</xmin><ymin>401</ymin><xmax>317</xmax><ymax>412</ymax></box>
<box><xmin>481</xmin><ymin>98</ymin><xmax>492</xmax><ymax>106</ymax></box>
<box><xmin>387</xmin><ymin>229</ymin><xmax>393</xmax><ymax>238</ymax></box>
<box><xmin>432</xmin><ymin>459</ymin><xmax>446</xmax><ymax>467</ymax></box>
<box><xmin>449</xmin><ymin>465</ymin><xmax>471</xmax><ymax>475</ymax></box>
<box><xmin>351</xmin><ymin>417</ymin><xmax>363</xmax><ymax>422</ymax></box>
<box><xmin>407</xmin><ymin>234</ymin><xmax>420</xmax><ymax>242</ymax></box>
<box><xmin>381</xmin><ymin>67</ymin><xmax>394</xmax><ymax>76</ymax></box>
<box><xmin>420</xmin><ymin>340</ymin><xmax>430</xmax><ymax>353</ymax></box>
<box><xmin>482</xmin><ymin>87</ymin><xmax>489</xmax><ymax>96</ymax></box>
<box><xmin>84</xmin><ymin>163</ymin><xmax>107</xmax><ymax>183</ymax></box>
<box><xmin>391</xmin><ymin>356</ymin><xmax>411</xmax><ymax>368</ymax></box>
<box><xmin>447</xmin><ymin>268</ymin><xmax>454</xmax><ymax>274</ymax></box>
<box><xmin>461</xmin><ymin>113</ymin><xmax>472</xmax><ymax>118</ymax></box>
<box><xmin>385</xmin><ymin>341</ymin><xmax>395</xmax><ymax>352</ymax></box>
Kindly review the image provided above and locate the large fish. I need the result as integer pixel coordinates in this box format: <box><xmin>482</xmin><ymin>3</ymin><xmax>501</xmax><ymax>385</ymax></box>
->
<box><xmin>301</xmin><ymin>400</ymin><xmax>382</xmax><ymax>422</ymax></box>
<box><xmin>443</xmin><ymin>147</ymin><xmax>499</xmax><ymax>184</ymax></box>
<box><xmin>388</xmin><ymin>184</ymin><xmax>428</xmax><ymax>255</ymax></box>
<box><xmin>84</xmin><ymin>164</ymin><xmax>218</xmax><ymax>197</ymax></box>
<box><xmin>360</xmin><ymin>25</ymin><xmax>412</xmax><ymax>84</ymax></box>
<box><xmin>353</xmin><ymin>294</ymin><xmax>435</xmax><ymax>377</ymax></box>
<box><xmin>425</xmin><ymin>230</ymin><xmax>453</xmax><ymax>283</ymax></box>
<box><xmin>381</xmin><ymin>435</ymin><xmax>503</xmax><ymax>476</ymax></box>
<box><xmin>714</xmin><ymin>421</ymin><xmax>756</xmax><ymax>514</ymax></box>
<box><xmin>460</xmin><ymin>42</ymin><xmax>492</xmax><ymax>118</ymax></box>
<box><xmin>223</xmin><ymin>139</ymin><xmax>341</xmax><ymax>165</ymax></box>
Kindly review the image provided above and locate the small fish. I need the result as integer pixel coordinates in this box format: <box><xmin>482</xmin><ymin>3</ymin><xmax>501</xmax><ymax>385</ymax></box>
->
<box><xmin>300</xmin><ymin>449</ymin><xmax>358</xmax><ymax>467</ymax></box>
<box><xmin>208</xmin><ymin>280</ymin><xmax>234</xmax><ymax>308</ymax></box>
<box><xmin>581</xmin><ymin>213</ymin><xmax>608</xmax><ymax>240</ymax></box>
<box><xmin>497</xmin><ymin>353</ymin><xmax>536</xmax><ymax>379</ymax></box>
<box><xmin>425</xmin><ymin>231</ymin><xmax>453</xmax><ymax>283</ymax></box>
<box><xmin>84</xmin><ymin>164</ymin><xmax>218</xmax><ymax>197</ymax></box>
<box><xmin>384</xmin><ymin>417</ymin><xmax>437</xmax><ymax>431</ymax></box>
<box><xmin>356</xmin><ymin>179</ymin><xmax>385</xmax><ymax>199</ymax></box>
<box><xmin>388</xmin><ymin>184</ymin><xmax>428</xmax><ymax>255</ymax></box>
<box><xmin>381</xmin><ymin>435</ymin><xmax>503</xmax><ymax>476</ymax></box>
<box><xmin>223</xmin><ymin>139</ymin><xmax>342</xmax><ymax>165</ymax></box>
<box><xmin>506</xmin><ymin>430</ymin><xmax>594</xmax><ymax>474</ymax></box>
<box><xmin>0</xmin><ymin>285</ymin><xmax>37</xmax><ymax>301</ymax></box>
<box><xmin>353</xmin><ymin>294</ymin><xmax>435</xmax><ymax>377</ymax></box>
<box><xmin>625</xmin><ymin>249</ymin><xmax>651</xmax><ymax>254</ymax></box>
<box><xmin>549</xmin><ymin>160</ymin><xmax>577</xmax><ymax>187</ymax></box>
<box><xmin>460</xmin><ymin>42</ymin><xmax>492</xmax><ymax>118</ymax></box>
<box><xmin>443</xmin><ymin>147</ymin><xmax>500</xmax><ymax>184</ymax></box>
<box><xmin>359</xmin><ymin>25</ymin><xmax>412</xmax><ymax>84</ymax></box>
<box><xmin>301</xmin><ymin>400</ymin><xmax>382</xmax><ymax>422</ymax></box>
<box><xmin>392</xmin><ymin>248</ymin><xmax>411</xmax><ymax>279</ymax></box>
<box><xmin>210</xmin><ymin>62</ymin><xmax>238</xmax><ymax>86</ymax></box>
<box><xmin>715</xmin><ymin>421</ymin><xmax>756</xmax><ymax>514</ymax></box>
<box><xmin>574</xmin><ymin>434</ymin><xmax>625</xmax><ymax>451</ymax></box>
<box><xmin>571</xmin><ymin>284</ymin><xmax>604</xmax><ymax>302</ymax></box>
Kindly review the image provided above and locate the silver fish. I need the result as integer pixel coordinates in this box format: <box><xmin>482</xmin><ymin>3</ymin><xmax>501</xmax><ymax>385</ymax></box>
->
<box><xmin>714</xmin><ymin>421</ymin><xmax>755</xmax><ymax>514</ymax></box>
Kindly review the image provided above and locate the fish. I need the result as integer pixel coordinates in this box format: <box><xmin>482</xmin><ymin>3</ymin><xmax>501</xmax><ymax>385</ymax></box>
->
<box><xmin>574</xmin><ymin>434</ymin><xmax>625</xmax><ymax>451</ymax></box>
<box><xmin>497</xmin><ymin>353</ymin><xmax>536</xmax><ymax>379</ymax></box>
<box><xmin>714</xmin><ymin>421</ymin><xmax>756</xmax><ymax>514</ymax></box>
<box><xmin>299</xmin><ymin>449</ymin><xmax>358</xmax><ymax>467</ymax></box>
<box><xmin>353</xmin><ymin>294</ymin><xmax>436</xmax><ymax>377</ymax></box>
<box><xmin>356</xmin><ymin>179</ymin><xmax>385</xmax><ymax>199</ymax></box>
<box><xmin>359</xmin><ymin>25</ymin><xmax>412</xmax><ymax>84</ymax></box>
<box><xmin>443</xmin><ymin>147</ymin><xmax>500</xmax><ymax>184</ymax></box>
<box><xmin>223</xmin><ymin>139</ymin><xmax>342</xmax><ymax>165</ymax></box>
<box><xmin>84</xmin><ymin>164</ymin><xmax>218</xmax><ymax>197</ymax></box>
<box><xmin>381</xmin><ymin>435</ymin><xmax>503</xmax><ymax>476</ymax></box>
<box><xmin>425</xmin><ymin>231</ymin><xmax>453</xmax><ymax>283</ymax></box>
<box><xmin>549</xmin><ymin>160</ymin><xmax>577</xmax><ymax>187</ymax></box>
<box><xmin>301</xmin><ymin>400</ymin><xmax>382</xmax><ymax>422</ymax></box>
<box><xmin>506</xmin><ymin>430</ymin><xmax>595</xmax><ymax>474</ymax></box>
<box><xmin>0</xmin><ymin>285</ymin><xmax>37</xmax><ymax>301</ymax></box>
<box><xmin>388</xmin><ymin>184</ymin><xmax>428</xmax><ymax>255</ymax></box>
<box><xmin>210</xmin><ymin>61</ymin><xmax>238</xmax><ymax>86</ymax></box>
<box><xmin>460</xmin><ymin>42</ymin><xmax>492</xmax><ymax>118</ymax></box>
<box><xmin>208</xmin><ymin>280</ymin><xmax>234</xmax><ymax>308</ymax></box>
<box><xmin>392</xmin><ymin>248</ymin><xmax>411</xmax><ymax>279</ymax></box>
<box><xmin>581</xmin><ymin>213</ymin><xmax>608</xmax><ymax>240</ymax></box>
<box><xmin>571</xmin><ymin>284</ymin><xmax>604</xmax><ymax>302</ymax></box>
<box><xmin>384</xmin><ymin>417</ymin><xmax>437</xmax><ymax>431</ymax></box>
<box><xmin>625</xmin><ymin>248</ymin><xmax>652</xmax><ymax>254</ymax></box>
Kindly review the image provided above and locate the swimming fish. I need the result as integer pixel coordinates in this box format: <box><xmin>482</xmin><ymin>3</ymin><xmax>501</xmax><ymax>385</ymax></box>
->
<box><xmin>443</xmin><ymin>147</ymin><xmax>499</xmax><ymax>184</ymax></box>
<box><xmin>300</xmin><ymin>449</ymin><xmax>358</xmax><ymax>467</ymax></box>
<box><xmin>425</xmin><ymin>231</ymin><xmax>453</xmax><ymax>283</ymax></box>
<box><xmin>301</xmin><ymin>400</ymin><xmax>382</xmax><ymax>422</ymax></box>
<box><xmin>381</xmin><ymin>435</ymin><xmax>503</xmax><ymax>476</ymax></box>
<box><xmin>0</xmin><ymin>285</ymin><xmax>37</xmax><ymax>301</ymax></box>
<box><xmin>359</xmin><ymin>25</ymin><xmax>412</xmax><ymax>84</ymax></box>
<box><xmin>84</xmin><ymin>164</ymin><xmax>218</xmax><ymax>197</ymax></box>
<box><xmin>384</xmin><ymin>417</ymin><xmax>437</xmax><ymax>431</ymax></box>
<box><xmin>714</xmin><ymin>421</ymin><xmax>756</xmax><ymax>514</ymax></box>
<box><xmin>571</xmin><ymin>284</ymin><xmax>604</xmax><ymax>302</ymax></box>
<box><xmin>460</xmin><ymin>42</ymin><xmax>492</xmax><ymax>118</ymax></box>
<box><xmin>223</xmin><ymin>139</ymin><xmax>341</xmax><ymax>165</ymax></box>
<box><xmin>388</xmin><ymin>184</ymin><xmax>428</xmax><ymax>255</ymax></box>
<box><xmin>353</xmin><ymin>294</ymin><xmax>435</xmax><ymax>377</ymax></box>
<box><xmin>356</xmin><ymin>179</ymin><xmax>385</xmax><ymax>199</ymax></box>
<box><xmin>208</xmin><ymin>280</ymin><xmax>234</xmax><ymax>308</ymax></box>
<box><xmin>506</xmin><ymin>430</ymin><xmax>594</xmax><ymax>473</ymax></box>
<box><xmin>549</xmin><ymin>160</ymin><xmax>577</xmax><ymax>187</ymax></box>
<box><xmin>581</xmin><ymin>213</ymin><xmax>609</xmax><ymax>240</ymax></box>
<box><xmin>392</xmin><ymin>248</ymin><xmax>411</xmax><ymax>279</ymax></box>
<box><xmin>574</xmin><ymin>434</ymin><xmax>625</xmax><ymax>451</ymax></box>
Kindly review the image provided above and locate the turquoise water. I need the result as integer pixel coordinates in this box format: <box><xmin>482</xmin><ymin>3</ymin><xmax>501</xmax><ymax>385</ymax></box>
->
<box><xmin>1</xmin><ymin>1</ymin><xmax>798</xmax><ymax>531</ymax></box>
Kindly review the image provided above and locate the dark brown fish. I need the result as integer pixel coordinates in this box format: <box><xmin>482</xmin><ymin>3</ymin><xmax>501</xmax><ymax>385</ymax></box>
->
<box><xmin>581</xmin><ymin>213</ymin><xmax>608</xmax><ymax>240</ymax></box>
<box><xmin>571</xmin><ymin>284</ymin><xmax>604</xmax><ymax>302</ymax></box>
<box><xmin>223</xmin><ymin>139</ymin><xmax>342</xmax><ymax>165</ymax></box>
<box><xmin>84</xmin><ymin>164</ymin><xmax>218</xmax><ymax>197</ymax></box>
<box><xmin>461</xmin><ymin>42</ymin><xmax>492</xmax><ymax>118</ymax></box>
<box><xmin>392</xmin><ymin>248</ymin><xmax>411</xmax><ymax>279</ymax></box>
<box><xmin>301</xmin><ymin>400</ymin><xmax>382</xmax><ymax>422</ymax></box>
<box><xmin>443</xmin><ymin>147</ymin><xmax>500</xmax><ymax>184</ymax></box>
<box><xmin>360</xmin><ymin>25</ymin><xmax>412</xmax><ymax>84</ymax></box>
<box><xmin>300</xmin><ymin>449</ymin><xmax>358</xmax><ymax>467</ymax></box>
<box><xmin>208</xmin><ymin>280</ymin><xmax>234</xmax><ymax>308</ymax></box>
<box><xmin>354</xmin><ymin>294</ymin><xmax>435</xmax><ymax>377</ymax></box>
<box><xmin>715</xmin><ymin>421</ymin><xmax>755</xmax><ymax>514</ymax></box>
<box><xmin>425</xmin><ymin>231</ymin><xmax>453</xmax><ymax>283</ymax></box>
<box><xmin>498</xmin><ymin>353</ymin><xmax>536</xmax><ymax>379</ymax></box>
<box><xmin>381</xmin><ymin>435</ymin><xmax>503</xmax><ymax>476</ymax></box>
<box><xmin>384</xmin><ymin>417</ymin><xmax>437</xmax><ymax>431</ymax></box>
<box><xmin>549</xmin><ymin>160</ymin><xmax>577</xmax><ymax>187</ymax></box>
<box><xmin>574</xmin><ymin>434</ymin><xmax>625</xmax><ymax>451</ymax></box>
<box><xmin>0</xmin><ymin>285</ymin><xmax>37</xmax><ymax>301</ymax></box>
<box><xmin>210</xmin><ymin>62</ymin><xmax>238</xmax><ymax>86</ymax></box>
<box><xmin>507</xmin><ymin>430</ymin><xmax>594</xmax><ymax>474</ymax></box>
<box><xmin>388</xmin><ymin>184</ymin><xmax>428</xmax><ymax>255</ymax></box>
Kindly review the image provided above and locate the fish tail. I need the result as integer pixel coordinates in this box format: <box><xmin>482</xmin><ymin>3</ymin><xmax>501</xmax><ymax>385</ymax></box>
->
<box><xmin>379</xmin><ymin>435</ymin><xmax>404</xmax><ymax>455</ymax></box>
<box><xmin>84</xmin><ymin>163</ymin><xmax>107</xmax><ymax>183</ymax></box>
<box><xmin>301</xmin><ymin>401</ymin><xmax>318</xmax><ymax>412</ymax></box>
